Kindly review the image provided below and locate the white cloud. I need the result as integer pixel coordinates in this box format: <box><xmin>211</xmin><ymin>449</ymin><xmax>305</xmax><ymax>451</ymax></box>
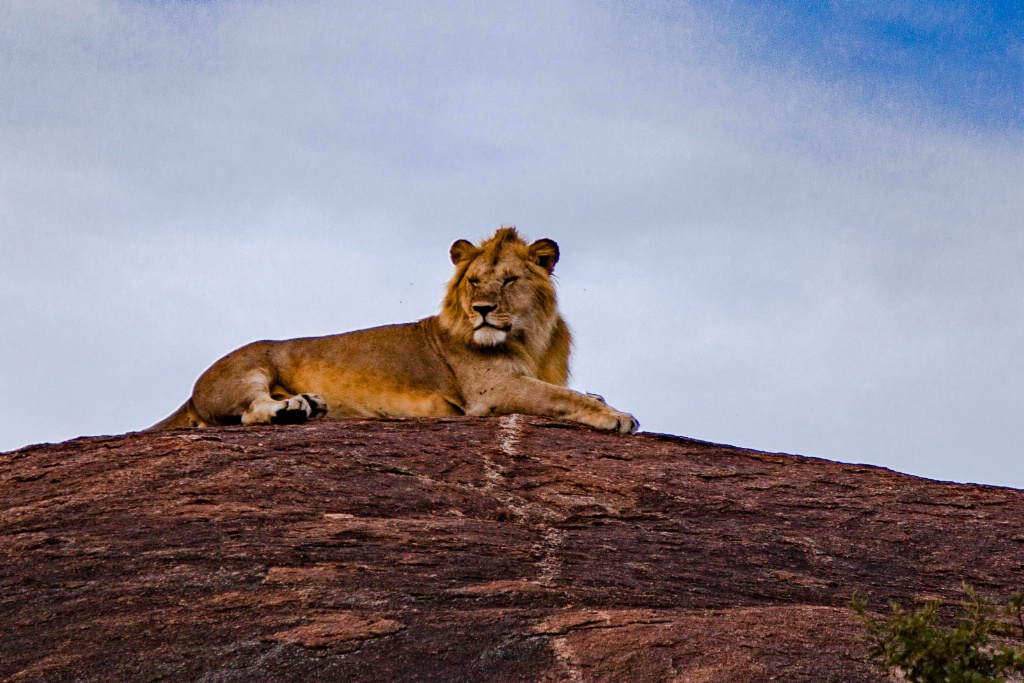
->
<box><xmin>2</xmin><ymin>1</ymin><xmax>1022</xmax><ymax>486</ymax></box>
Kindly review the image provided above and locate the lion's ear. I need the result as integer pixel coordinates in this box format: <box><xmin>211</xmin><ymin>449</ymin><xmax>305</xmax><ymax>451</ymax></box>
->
<box><xmin>449</xmin><ymin>239</ymin><xmax>478</xmax><ymax>265</ymax></box>
<box><xmin>529</xmin><ymin>238</ymin><xmax>560</xmax><ymax>273</ymax></box>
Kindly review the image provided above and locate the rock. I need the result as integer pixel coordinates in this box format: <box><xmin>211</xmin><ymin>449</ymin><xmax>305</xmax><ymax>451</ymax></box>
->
<box><xmin>267</xmin><ymin>613</ymin><xmax>405</xmax><ymax>652</ymax></box>
<box><xmin>3</xmin><ymin>415</ymin><xmax>1023</xmax><ymax>681</ymax></box>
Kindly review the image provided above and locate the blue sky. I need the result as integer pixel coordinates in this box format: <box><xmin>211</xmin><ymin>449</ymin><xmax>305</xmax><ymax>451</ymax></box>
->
<box><xmin>1</xmin><ymin>1</ymin><xmax>1022</xmax><ymax>487</ymax></box>
<box><xmin>689</xmin><ymin>0</ymin><xmax>1024</xmax><ymax>128</ymax></box>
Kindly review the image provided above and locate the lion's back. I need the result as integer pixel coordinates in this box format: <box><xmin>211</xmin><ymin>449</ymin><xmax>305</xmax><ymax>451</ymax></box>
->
<box><xmin>279</xmin><ymin>318</ymin><xmax>457</xmax><ymax>394</ymax></box>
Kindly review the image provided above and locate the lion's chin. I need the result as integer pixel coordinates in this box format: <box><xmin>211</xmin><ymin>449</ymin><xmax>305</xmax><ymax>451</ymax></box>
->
<box><xmin>472</xmin><ymin>327</ymin><xmax>508</xmax><ymax>347</ymax></box>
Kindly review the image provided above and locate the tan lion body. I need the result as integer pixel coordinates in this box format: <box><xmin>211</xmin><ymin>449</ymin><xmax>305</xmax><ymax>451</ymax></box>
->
<box><xmin>148</xmin><ymin>228</ymin><xmax>637</xmax><ymax>433</ymax></box>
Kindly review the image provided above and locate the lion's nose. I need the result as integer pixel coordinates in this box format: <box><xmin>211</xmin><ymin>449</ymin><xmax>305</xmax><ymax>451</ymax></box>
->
<box><xmin>473</xmin><ymin>303</ymin><xmax>497</xmax><ymax>318</ymax></box>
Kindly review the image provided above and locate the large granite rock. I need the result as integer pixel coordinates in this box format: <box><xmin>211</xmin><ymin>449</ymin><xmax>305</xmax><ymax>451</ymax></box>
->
<box><xmin>3</xmin><ymin>416</ymin><xmax>1022</xmax><ymax>681</ymax></box>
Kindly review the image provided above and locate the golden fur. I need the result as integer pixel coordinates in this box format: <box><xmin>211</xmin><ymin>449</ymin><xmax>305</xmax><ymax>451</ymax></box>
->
<box><xmin>148</xmin><ymin>228</ymin><xmax>637</xmax><ymax>433</ymax></box>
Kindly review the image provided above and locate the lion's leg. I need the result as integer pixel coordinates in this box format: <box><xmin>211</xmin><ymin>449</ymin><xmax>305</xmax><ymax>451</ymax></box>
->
<box><xmin>467</xmin><ymin>376</ymin><xmax>638</xmax><ymax>434</ymax></box>
<box><xmin>192</xmin><ymin>357</ymin><xmax>328</xmax><ymax>427</ymax></box>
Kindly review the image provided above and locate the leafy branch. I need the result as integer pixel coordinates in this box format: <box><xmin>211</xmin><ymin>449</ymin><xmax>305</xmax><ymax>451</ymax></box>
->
<box><xmin>852</xmin><ymin>586</ymin><xmax>1024</xmax><ymax>683</ymax></box>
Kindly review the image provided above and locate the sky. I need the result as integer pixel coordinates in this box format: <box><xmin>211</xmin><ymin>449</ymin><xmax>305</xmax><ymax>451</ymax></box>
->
<box><xmin>2</xmin><ymin>1</ymin><xmax>1022</xmax><ymax>487</ymax></box>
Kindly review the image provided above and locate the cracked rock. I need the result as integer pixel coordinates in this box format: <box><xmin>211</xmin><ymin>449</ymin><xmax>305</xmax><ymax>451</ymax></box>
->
<box><xmin>3</xmin><ymin>415</ymin><xmax>1023</xmax><ymax>681</ymax></box>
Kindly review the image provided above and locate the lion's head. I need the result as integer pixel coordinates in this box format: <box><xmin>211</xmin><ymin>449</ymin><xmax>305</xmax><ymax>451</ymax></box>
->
<box><xmin>439</xmin><ymin>228</ymin><xmax>567</xmax><ymax>370</ymax></box>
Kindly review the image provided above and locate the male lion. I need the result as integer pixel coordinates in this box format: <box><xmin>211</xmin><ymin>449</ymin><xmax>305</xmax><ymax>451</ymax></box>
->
<box><xmin>148</xmin><ymin>227</ymin><xmax>638</xmax><ymax>433</ymax></box>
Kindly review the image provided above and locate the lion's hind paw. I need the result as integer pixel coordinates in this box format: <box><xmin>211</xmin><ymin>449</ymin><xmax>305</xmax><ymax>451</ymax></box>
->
<box><xmin>268</xmin><ymin>394</ymin><xmax>329</xmax><ymax>425</ymax></box>
<box><xmin>302</xmin><ymin>394</ymin><xmax>329</xmax><ymax>418</ymax></box>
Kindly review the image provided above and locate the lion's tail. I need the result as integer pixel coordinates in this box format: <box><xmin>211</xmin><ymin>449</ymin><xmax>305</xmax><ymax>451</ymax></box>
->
<box><xmin>145</xmin><ymin>399</ymin><xmax>200</xmax><ymax>431</ymax></box>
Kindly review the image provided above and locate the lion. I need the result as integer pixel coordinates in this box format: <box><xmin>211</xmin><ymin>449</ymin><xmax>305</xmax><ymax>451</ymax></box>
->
<box><xmin>148</xmin><ymin>227</ymin><xmax>638</xmax><ymax>434</ymax></box>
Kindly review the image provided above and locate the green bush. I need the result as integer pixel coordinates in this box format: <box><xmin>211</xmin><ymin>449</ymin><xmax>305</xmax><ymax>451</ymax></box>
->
<box><xmin>852</xmin><ymin>587</ymin><xmax>1024</xmax><ymax>683</ymax></box>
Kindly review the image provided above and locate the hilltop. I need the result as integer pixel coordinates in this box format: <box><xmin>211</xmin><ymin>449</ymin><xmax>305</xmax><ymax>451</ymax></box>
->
<box><xmin>3</xmin><ymin>417</ymin><xmax>1023</xmax><ymax>681</ymax></box>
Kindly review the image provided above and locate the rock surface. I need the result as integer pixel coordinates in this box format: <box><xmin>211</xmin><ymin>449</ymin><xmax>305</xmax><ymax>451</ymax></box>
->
<box><xmin>3</xmin><ymin>416</ymin><xmax>1024</xmax><ymax>682</ymax></box>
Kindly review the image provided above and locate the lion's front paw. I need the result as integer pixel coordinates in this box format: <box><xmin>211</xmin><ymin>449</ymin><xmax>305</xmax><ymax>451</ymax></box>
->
<box><xmin>590</xmin><ymin>409</ymin><xmax>639</xmax><ymax>434</ymax></box>
<box><xmin>613</xmin><ymin>411</ymin><xmax>639</xmax><ymax>434</ymax></box>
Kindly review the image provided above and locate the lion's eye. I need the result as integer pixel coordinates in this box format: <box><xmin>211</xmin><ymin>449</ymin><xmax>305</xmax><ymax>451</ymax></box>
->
<box><xmin>467</xmin><ymin>277</ymin><xmax>479</xmax><ymax>286</ymax></box>
<box><xmin>503</xmin><ymin>276</ymin><xmax>518</xmax><ymax>286</ymax></box>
